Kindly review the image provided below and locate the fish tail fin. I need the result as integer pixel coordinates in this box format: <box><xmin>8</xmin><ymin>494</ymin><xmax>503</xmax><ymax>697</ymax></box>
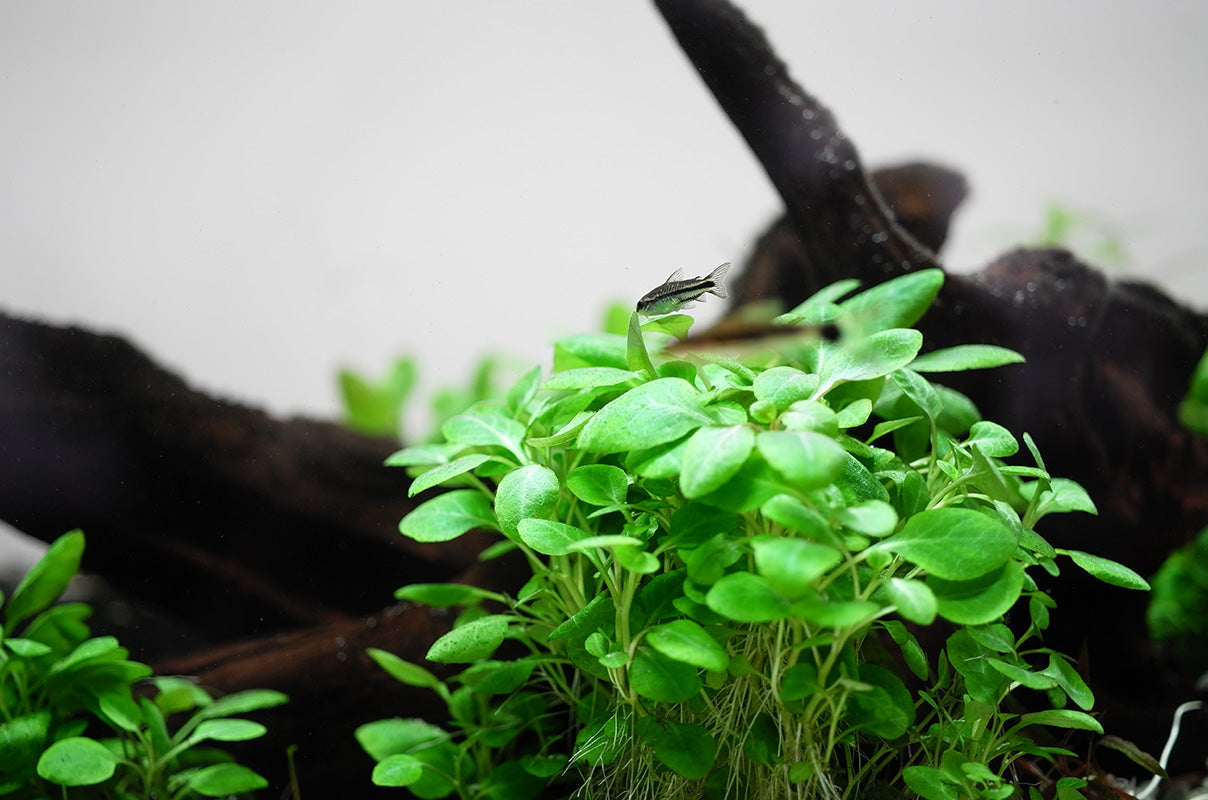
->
<box><xmin>707</xmin><ymin>261</ymin><xmax>732</xmax><ymax>298</ymax></box>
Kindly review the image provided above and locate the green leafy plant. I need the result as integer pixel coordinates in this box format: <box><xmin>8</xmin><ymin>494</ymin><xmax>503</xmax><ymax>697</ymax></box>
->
<box><xmin>0</xmin><ymin>530</ymin><xmax>287</xmax><ymax>798</ymax></box>
<box><xmin>361</xmin><ymin>270</ymin><xmax>1148</xmax><ymax>799</ymax></box>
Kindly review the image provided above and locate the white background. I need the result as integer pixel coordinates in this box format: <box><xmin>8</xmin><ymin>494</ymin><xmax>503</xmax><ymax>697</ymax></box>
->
<box><xmin>2</xmin><ymin>1</ymin><xmax>1206</xmax><ymax>444</ymax></box>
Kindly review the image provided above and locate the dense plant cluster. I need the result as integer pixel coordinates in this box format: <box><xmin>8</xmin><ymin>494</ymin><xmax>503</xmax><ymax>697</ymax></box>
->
<box><xmin>360</xmin><ymin>270</ymin><xmax>1147</xmax><ymax>800</ymax></box>
<box><xmin>0</xmin><ymin>531</ymin><xmax>286</xmax><ymax>799</ymax></box>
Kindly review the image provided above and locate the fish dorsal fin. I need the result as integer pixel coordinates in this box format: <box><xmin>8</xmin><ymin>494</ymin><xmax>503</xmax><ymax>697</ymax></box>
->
<box><xmin>664</xmin><ymin>267</ymin><xmax>685</xmax><ymax>284</ymax></box>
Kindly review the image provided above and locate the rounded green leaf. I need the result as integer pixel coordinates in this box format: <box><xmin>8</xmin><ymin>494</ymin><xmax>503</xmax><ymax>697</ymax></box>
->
<box><xmin>566</xmin><ymin>464</ymin><xmax>630</xmax><ymax>506</ymax></box>
<box><xmin>651</xmin><ymin>720</ymin><xmax>716</xmax><ymax>779</ymax></box>
<box><xmin>426</xmin><ymin>615</ymin><xmax>511</xmax><ymax>663</ymax></box>
<box><xmin>629</xmin><ymin>647</ymin><xmax>701</xmax><ymax>703</ymax></box>
<box><xmin>1018</xmin><ymin>709</ymin><xmax>1104</xmax><ymax>734</ymax></box>
<box><xmin>185</xmin><ymin>763</ymin><xmax>269</xmax><ymax>797</ymax></box>
<box><xmin>753</xmin><ymin>367</ymin><xmax>817</xmax><ymax>409</ymax></box>
<box><xmin>876</xmin><ymin>507</ymin><xmax>1015</xmax><ymax>580</ymax></box>
<box><xmin>36</xmin><ymin>737</ymin><xmax>117</xmax><ymax>787</ymax></box>
<box><xmin>755</xmin><ymin>430</ymin><xmax>847</xmax><ymax>491</ymax></box>
<box><xmin>680</xmin><ymin>425</ymin><xmax>756</xmax><ymax>498</ymax></box>
<box><xmin>517</xmin><ymin>519</ymin><xmax>588</xmax><ymax>556</ymax></box>
<box><xmin>752</xmin><ymin>537</ymin><xmax>842</xmax><ymax>599</ymax></box>
<box><xmin>400</xmin><ymin>490</ymin><xmax>496</xmax><ymax>543</ymax></box>
<box><xmin>837</xmin><ymin>500</ymin><xmax>898</xmax><ymax>537</ymax></box>
<box><xmin>839</xmin><ymin>268</ymin><xmax>944</xmax><ymax>332</ymax></box>
<box><xmin>882</xmin><ymin>577</ymin><xmax>938</xmax><ymax>625</ymax></box>
<box><xmin>646</xmin><ymin>620</ymin><xmax>729</xmax><ymax>672</ymax></box>
<box><xmin>706</xmin><ymin>573</ymin><xmax>792</xmax><ymax>622</ymax></box>
<box><xmin>495</xmin><ymin>464</ymin><xmax>560</xmax><ymax>538</ymax></box>
<box><xmin>372</xmin><ymin>754</ymin><xmax>425</xmax><ymax>787</ymax></box>
<box><xmin>930</xmin><ymin>562</ymin><xmax>1026</xmax><ymax>625</ymax></box>
<box><xmin>578</xmin><ymin>378</ymin><xmax>711</xmax><ymax>453</ymax></box>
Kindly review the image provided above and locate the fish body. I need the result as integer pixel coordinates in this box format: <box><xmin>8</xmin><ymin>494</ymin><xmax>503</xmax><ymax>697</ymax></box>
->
<box><xmin>636</xmin><ymin>262</ymin><xmax>731</xmax><ymax>317</ymax></box>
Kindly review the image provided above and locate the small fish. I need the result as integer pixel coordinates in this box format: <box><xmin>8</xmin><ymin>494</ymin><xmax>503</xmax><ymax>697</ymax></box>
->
<box><xmin>636</xmin><ymin>262</ymin><xmax>731</xmax><ymax>317</ymax></box>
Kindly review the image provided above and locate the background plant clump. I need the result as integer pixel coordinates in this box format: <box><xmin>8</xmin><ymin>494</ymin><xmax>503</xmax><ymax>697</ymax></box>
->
<box><xmin>0</xmin><ymin>530</ymin><xmax>287</xmax><ymax>799</ymax></box>
<box><xmin>359</xmin><ymin>269</ymin><xmax>1149</xmax><ymax>800</ymax></box>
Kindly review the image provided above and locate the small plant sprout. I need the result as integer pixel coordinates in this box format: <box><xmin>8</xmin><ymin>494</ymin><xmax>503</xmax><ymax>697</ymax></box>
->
<box><xmin>361</xmin><ymin>269</ymin><xmax>1149</xmax><ymax>799</ymax></box>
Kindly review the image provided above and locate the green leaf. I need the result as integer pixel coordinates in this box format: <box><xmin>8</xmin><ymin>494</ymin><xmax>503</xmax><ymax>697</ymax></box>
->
<box><xmin>367</xmin><ymin>648</ymin><xmax>443</xmax><ymax>690</ymax></box>
<box><xmin>196</xmin><ymin>689</ymin><xmax>289</xmax><ymax>720</ymax></box>
<box><xmin>36</xmin><ymin>737</ymin><xmax>117</xmax><ymax>787</ymax></box>
<box><xmin>846</xmin><ymin>663</ymin><xmax>915</xmax><ymax>738</ymax></box>
<box><xmin>355</xmin><ymin>719</ymin><xmax>459</xmax><ymax>798</ymax></box>
<box><xmin>882</xmin><ymin>619</ymin><xmax>929</xmax><ymax>680</ymax></box>
<box><xmin>394</xmin><ymin>583</ymin><xmax>497</xmax><ymax>607</ymax></box>
<box><xmin>818</xmin><ymin>329</ymin><xmax>924</xmax><ymax>391</ymax></box>
<box><xmin>629</xmin><ymin>647</ymin><xmax>701</xmax><ymax>703</ymax></box>
<box><xmin>1040</xmin><ymin>654</ymin><xmax>1095</xmax><ymax>710</ymax></box>
<box><xmin>838</xmin><ymin>500</ymin><xmax>898</xmax><ymax>538</ymax></box>
<box><xmin>646</xmin><ymin>619</ymin><xmax>729</xmax><ymax>672</ymax></box>
<box><xmin>753</xmin><ymin>366</ymin><xmax>818</xmax><ymax>409</ymax></box>
<box><xmin>790</xmin><ymin>596</ymin><xmax>881</xmax><ymax>627</ymax></box>
<box><xmin>902</xmin><ymin>766</ymin><xmax>961</xmax><ymax>800</ymax></box>
<box><xmin>441</xmin><ymin>406</ymin><xmax>527</xmax><ymax>463</ymax></box>
<box><xmin>680</xmin><ymin>425</ymin><xmax>756</xmax><ymax>498</ymax></box>
<box><xmin>760</xmin><ymin>495</ymin><xmax>837</xmax><ymax>544</ymax></box>
<box><xmin>1058</xmin><ymin>549</ymin><xmax>1149</xmax><ymax>590</ymax></box>
<box><xmin>566</xmin><ymin>464</ymin><xmax>630</xmax><ymax>506</ymax></box>
<box><xmin>541</xmin><ymin>367</ymin><xmax>638</xmax><ymax>390</ymax></box>
<box><xmin>426</xmin><ymin>615</ymin><xmax>511</xmax><ymax>663</ymax></box>
<box><xmin>910</xmin><ymin>344</ymin><xmax>1025</xmax><ymax>373</ymax></box>
<box><xmin>494</xmin><ymin>464</ymin><xmax>560</xmax><ymax>539</ymax></box>
<box><xmin>839</xmin><ymin>268</ymin><xmax>944</xmax><ymax>333</ymax></box>
<box><xmin>875</xmin><ymin>507</ymin><xmax>1015</xmax><ymax>580</ymax></box>
<box><xmin>578</xmin><ymin>378</ymin><xmax>711</xmax><ymax>453</ymax></box>
<box><xmin>407</xmin><ymin>454</ymin><xmax>491</xmax><ymax>497</ymax></box>
<box><xmin>706</xmin><ymin>573</ymin><xmax>792</xmax><ymax>622</ymax></box>
<box><xmin>651</xmin><ymin>720</ymin><xmax>716</xmax><ymax>779</ymax></box>
<box><xmin>385</xmin><ymin>442</ymin><xmax>464</xmax><ymax>467</ymax></box>
<box><xmin>191</xmin><ymin>718</ymin><xmax>267</xmax><ymax>743</ymax></box>
<box><xmin>186</xmin><ymin>763</ymin><xmax>270</xmax><ymax>797</ymax></box>
<box><xmin>883</xmin><ymin>577</ymin><xmax>938</xmax><ymax>625</ymax></box>
<box><xmin>752</xmin><ymin>537</ymin><xmax>842</xmax><ymax>600</ymax></box>
<box><xmin>7</xmin><ymin>530</ymin><xmax>84</xmax><ymax>629</ymax></box>
<box><xmin>755</xmin><ymin>430</ymin><xmax>847</xmax><ymax>491</ymax></box>
<box><xmin>518</xmin><ymin>519</ymin><xmax>589</xmax><ymax>556</ymax></box>
<box><xmin>372</xmin><ymin>754</ymin><xmax>425</xmax><ymax>787</ymax></box>
<box><xmin>893</xmin><ymin>368</ymin><xmax>943</xmax><ymax>419</ymax></box>
<box><xmin>554</xmin><ymin>333</ymin><xmax>628</xmax><ymax>371</ymax></box>
<box><xmin>930</xmin><ymin>562</ymin><xmax>1026</xmax><ymax>625</ymax></box>
<box><xmin>835</xmin><ymin>398</ymin><xmax>873</xmax><ymax>429</ymax></box>
<box><xmin>966</xmin><ymin>420</ymin><xmax>1019</xmax><ymax>458</ymax></box>
<box><xmin>1019</xmin><ymin>709</ymin><xmax>1103</xmax><ymax>734</ymax></box>
<box><xmin>697</xmin><ymin>454</ymin><xmax>784</xmax><ymax>512</ymax></box>
<box><xmin>0</xmin><ymin>711</ymin><xmax>51</xmax><ymax>768</ymax></box>
<box><xmin>1022</xmin><ymin>478</ymin><xmax>1098</xmax><ymax>518</ymax></box>
<box><xmin>400</xmin><ymin>490</ymin><xmax>496</xmax><ymax>543</ymax></box>
<box><xmin>641</xmin><ymin>313</ymin><xmax>695</xmax><ymax>339</ymax></box>
<box><xmin>627</xmin><ymin>310</ymin><xmax>658</xmax><ymax>375</ymax></box>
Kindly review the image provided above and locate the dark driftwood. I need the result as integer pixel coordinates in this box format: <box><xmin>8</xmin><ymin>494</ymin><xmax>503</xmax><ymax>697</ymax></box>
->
<box><xmin>2</xmin><ymin>0</ymin><xmax>1206</xmax><ymax>794</ymax></box>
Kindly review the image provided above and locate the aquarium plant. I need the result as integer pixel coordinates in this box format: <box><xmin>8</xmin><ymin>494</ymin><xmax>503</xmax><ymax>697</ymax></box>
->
<box><xmin>358</xmin><ymin>270</ymin><xmax>1148</xmax><ymax>800</ymax></box>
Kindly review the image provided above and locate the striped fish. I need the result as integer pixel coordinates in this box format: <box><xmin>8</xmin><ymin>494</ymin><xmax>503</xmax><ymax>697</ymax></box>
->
<box><xmin>636</xmin><ymin>262</ymin><xmax>731</xmax><ymax>317</ymax></box>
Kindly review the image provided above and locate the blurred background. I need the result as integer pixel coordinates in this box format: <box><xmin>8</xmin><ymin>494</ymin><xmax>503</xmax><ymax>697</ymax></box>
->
<box><xmin>1</xmin><ymin>0</ymin><xmax>1206</xmax><ymax>440</ymax></box>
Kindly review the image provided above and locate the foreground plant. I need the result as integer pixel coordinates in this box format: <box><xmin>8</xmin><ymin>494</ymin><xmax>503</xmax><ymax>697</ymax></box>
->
<box><xmin>360</xmin><ymin>270</ymin><xmax>1148</xmax><ymax>799</ymax></box>
<box><xmin>0</xmin><ymin>531</ymin><xmax>287</xmax><ymax>798</ymax></box>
